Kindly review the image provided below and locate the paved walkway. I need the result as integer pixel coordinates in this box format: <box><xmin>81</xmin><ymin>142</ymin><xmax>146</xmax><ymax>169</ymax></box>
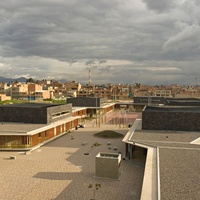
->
<box><xmin>0</xmin><ymin>122</ymin><xmax>144</xmax><ymax>200</ymax></box>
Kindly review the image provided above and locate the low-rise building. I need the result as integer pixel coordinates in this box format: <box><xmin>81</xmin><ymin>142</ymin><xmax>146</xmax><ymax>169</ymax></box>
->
<box><xmin>123</xmin><ymin>104</ymin><xmax>200</xmax><ymax>200</ymax></box>
<box><xmin>64</xmin><ymin>81</ymin><xmax>81</xmax><ymax>91</ymax></box>
<box><xmin>0</xmin><ymin>103</ymin><xmax>80</xmax><ymax>150</ymax></box>
<box><xmin>0</xmin><ymin>94</ymin><xmax>11</xmax><ymax>101</ymax></box>
<box><xmin>67</xmin><ymin>97</ymin><xmax>114</xmax><ymax>118</ymax></box>
<box><xmin>153</xmin><ymin>89</ymin><xmax>172</xmax><ymax>97</ymax></box>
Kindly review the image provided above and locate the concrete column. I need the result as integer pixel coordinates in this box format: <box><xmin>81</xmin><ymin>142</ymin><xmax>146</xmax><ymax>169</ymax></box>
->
<box><xmin>129</xmin><ymin>145</ymin><xmax>133</xmax><ymax>160</ymax></box>
<box><xmin>54</xmin><ymin>127</ymin><xmax>56</xmax><ymax>136</ymax></box>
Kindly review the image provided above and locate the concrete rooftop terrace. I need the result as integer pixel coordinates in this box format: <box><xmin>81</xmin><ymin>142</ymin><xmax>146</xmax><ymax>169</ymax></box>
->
<box><xmin>0</xmin><ymin>122</ymin><xmax>47</xmax><ymax>134</ymax></box>
<box><xmin>129</xmin><ymin>122</ymin><xmax>200</xmax><ymax>200</ymax></box>
<box><xmin>0</xmin><ymin>123</ymin><xmax>145</xmax><ymax>200</ymax></box>
<box><xmin>0</xmin><ymin>116</ymin><xmax>77</xmax><ymax>136</ymax></box>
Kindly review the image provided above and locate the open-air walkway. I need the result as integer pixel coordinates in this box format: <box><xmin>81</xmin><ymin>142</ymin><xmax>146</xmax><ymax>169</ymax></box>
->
<box><xmin>0</xmin><ymin>119</ymin><xmax>144</xmax><ymax>200</ymax></box>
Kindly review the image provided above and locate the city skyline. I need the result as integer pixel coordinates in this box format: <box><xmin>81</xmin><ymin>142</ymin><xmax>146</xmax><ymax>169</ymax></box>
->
<box><xmin>0</xmin><ymin>0</ymin><xmax>200</xmax><ymax>85</ymax></box>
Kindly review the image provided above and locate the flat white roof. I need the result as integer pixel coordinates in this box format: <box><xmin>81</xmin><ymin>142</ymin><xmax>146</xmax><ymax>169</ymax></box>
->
<box><xmin>0</xmin><ymin>116</ymin><xmax>79</xmax><ymax>136</ymax></box>
<box><xmin>123</xmin><ymin>120</ymin><xmax>200</xmax><ymax>200</ymax></box>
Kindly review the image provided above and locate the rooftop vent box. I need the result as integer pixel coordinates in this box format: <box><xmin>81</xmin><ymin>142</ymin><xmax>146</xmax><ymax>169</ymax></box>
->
<box><xmin>95</xmin><ymin>152</ymin><xmax>121</xmax><ymax>180</ymax></box>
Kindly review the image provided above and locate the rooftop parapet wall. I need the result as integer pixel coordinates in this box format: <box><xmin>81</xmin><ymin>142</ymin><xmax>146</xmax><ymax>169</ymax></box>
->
<box><xmin>144</xmin><ymin>106</ymin><xmax>200</xmax><ymax>112</ymax></box>
<box><xmin>133</xmin><ymin>96</ymin><xmax>167</xmax><ymax>105</ymax></box>
<box><xmin>166</xmin><ymin>97</ymin><xmax>200</xmax><ymax>105</ymax></box>
<box><xmin>142</xmin><ymin>106</ymin><xmax>200</xmax><ymax>131</ymax></box>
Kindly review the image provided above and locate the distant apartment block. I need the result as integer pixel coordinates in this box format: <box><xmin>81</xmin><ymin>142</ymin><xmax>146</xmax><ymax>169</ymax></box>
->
<box><xmin>64</xmin><ymin>81</ymin><xmax>81</xmax><ymax>91</ymax></box>
<box><xmin>153</xmin><ymin>89</ymin><xmax>172</xmax><ymax>97</ymax></box>
<box><xmin>0</xmin><ymin>82</ymin><xmax>10</xmax><ymax>96</ymax></box>
<box><xmin>0</xmin><ymin>94</ymin><xmax>11</xmax><ymax>101</ymax></box>
<box><xmin>1</xmin><ymin>80</ymin><xmax>200</xmax><ymax>101</ymax></box>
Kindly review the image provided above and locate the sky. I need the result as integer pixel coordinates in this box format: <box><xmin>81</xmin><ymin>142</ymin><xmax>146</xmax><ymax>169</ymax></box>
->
<box><xmin>0</xmin><ymin>0</ymin><xmax>200</xmax><ymax>85</ymax></box>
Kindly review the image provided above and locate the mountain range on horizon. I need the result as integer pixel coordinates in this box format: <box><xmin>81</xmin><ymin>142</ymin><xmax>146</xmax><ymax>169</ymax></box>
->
<box><xmin>0</xmin><ymin>76</ymin><xmax>27</xmax><ymax>83</ymax></box>
<box><xmin>0</xmin><ymin>76</ymin><xmax>67</xmax><ymax>84</ymax></box>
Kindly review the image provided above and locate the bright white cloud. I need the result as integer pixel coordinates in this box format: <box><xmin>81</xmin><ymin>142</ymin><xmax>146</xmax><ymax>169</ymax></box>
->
<box><xmin>147</xmin><ymin>67</ymin><xmax>181</xmax><ymax>71</ymax></box>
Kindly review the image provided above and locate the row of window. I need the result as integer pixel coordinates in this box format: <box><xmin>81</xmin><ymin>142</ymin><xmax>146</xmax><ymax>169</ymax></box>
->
<box><xmin>52</xmin><ymin>110</ymin><xmax>70</xmax><ymax>118</ymax></box>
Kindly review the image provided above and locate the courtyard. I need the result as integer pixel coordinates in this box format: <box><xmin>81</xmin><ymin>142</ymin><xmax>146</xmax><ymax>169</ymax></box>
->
<box><xmin>0</xmin><ymin>116</ymin><xmax>144</xmax><ymax>200</ymax></box>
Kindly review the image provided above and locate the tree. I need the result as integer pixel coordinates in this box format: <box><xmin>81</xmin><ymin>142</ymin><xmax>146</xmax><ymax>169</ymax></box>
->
<box><xmin>26</xmin><ymin>78</ymin><xmax>35</xmax><ymax>83</ymax></box>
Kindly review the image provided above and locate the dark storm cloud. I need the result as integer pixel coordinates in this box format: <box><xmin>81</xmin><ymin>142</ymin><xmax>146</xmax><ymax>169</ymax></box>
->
<box><xmin>142</xmin><ymin>0</ymin><xmax>174</xmax><ymax>12</ymax></box>
<box><xmin>0</xmin><ymin>0</ymin><xmax>158</xmax><ymax>61</ymax></box>
<box><xmin>0</xmin><ymin>0</ymin><xmax>200</xmax><ymax>85</ymax></box>
<box><xmin>0</xmin><ymin>0</ymin><xmax>123</xmax><ymax>60</ymax></box>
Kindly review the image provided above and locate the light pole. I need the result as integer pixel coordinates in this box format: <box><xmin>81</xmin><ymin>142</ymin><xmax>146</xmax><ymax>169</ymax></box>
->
<box><xmin>10</xmin><ymin>82</ymin><xmax>13</xmax><ymax>100</ymax></box>
<box><xmin>96</xmin><ymin>96</ymin><xmax>97</xmax><ymax>126</ymax></box>
<box><xmin>148</xmin><ymin>91</ymin><xmax>152</xmax><ymax>106</ymax></box>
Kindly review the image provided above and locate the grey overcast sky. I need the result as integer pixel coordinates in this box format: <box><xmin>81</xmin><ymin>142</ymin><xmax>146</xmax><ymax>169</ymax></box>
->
<box><xmin>0</xmin><ymin>0</ymin><xmax>200</xmax><ymax>85</ymax></box>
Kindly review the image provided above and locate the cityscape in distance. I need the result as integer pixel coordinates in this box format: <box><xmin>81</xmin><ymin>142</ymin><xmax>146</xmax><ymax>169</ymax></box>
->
<box><xmin>0</xmin><ymin>76</ymin><xmax>200</xmax><ymax>102</ymax></box>
<box><xmin>1</xmin><ymin>0</ymin><xmax>200</xmax><ymax>199</ymax></box>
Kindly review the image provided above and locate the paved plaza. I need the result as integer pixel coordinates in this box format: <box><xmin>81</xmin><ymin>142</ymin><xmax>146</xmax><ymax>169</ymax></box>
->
<box><xmin>0</xmin><ymin>120</ymin><xmax>144</xmax><ymax>200</ymax></box>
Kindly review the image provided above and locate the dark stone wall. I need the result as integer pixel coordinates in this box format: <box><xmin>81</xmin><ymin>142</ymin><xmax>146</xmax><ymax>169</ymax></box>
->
<box><xmin>142</xmin><ymin>111</ymin><xmax>200</xmax><ymax>131</ymax></box>
<box><xmin>0</xmin><ymin>107</ymin><xmax>47</xmax><ymax>123</ymax></box>
<box><xmin>0</xmin><ymin>104</ymin><xmax>72</xmax><ymax>124</ymax></box>
<box><xmin>67</xmin><ymin>97</ymin><xmax>101</xmax><ymax>107</ymax></box>
<box><xmin>134</xmin><ymin>97</ymin><xmax>167</xmax><ymax>104</ymax></box>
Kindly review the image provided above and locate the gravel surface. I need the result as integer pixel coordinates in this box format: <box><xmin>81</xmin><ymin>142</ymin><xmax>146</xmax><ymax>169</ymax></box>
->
<box><xmin>0</xmin><ymin>123</ymin><xmax>145</xmax><ymax>200</ymax></box>
<box><xmin>159</xmin><ymin>148</ymin><xmax>200</xmax><ymax>200</ymax></box>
